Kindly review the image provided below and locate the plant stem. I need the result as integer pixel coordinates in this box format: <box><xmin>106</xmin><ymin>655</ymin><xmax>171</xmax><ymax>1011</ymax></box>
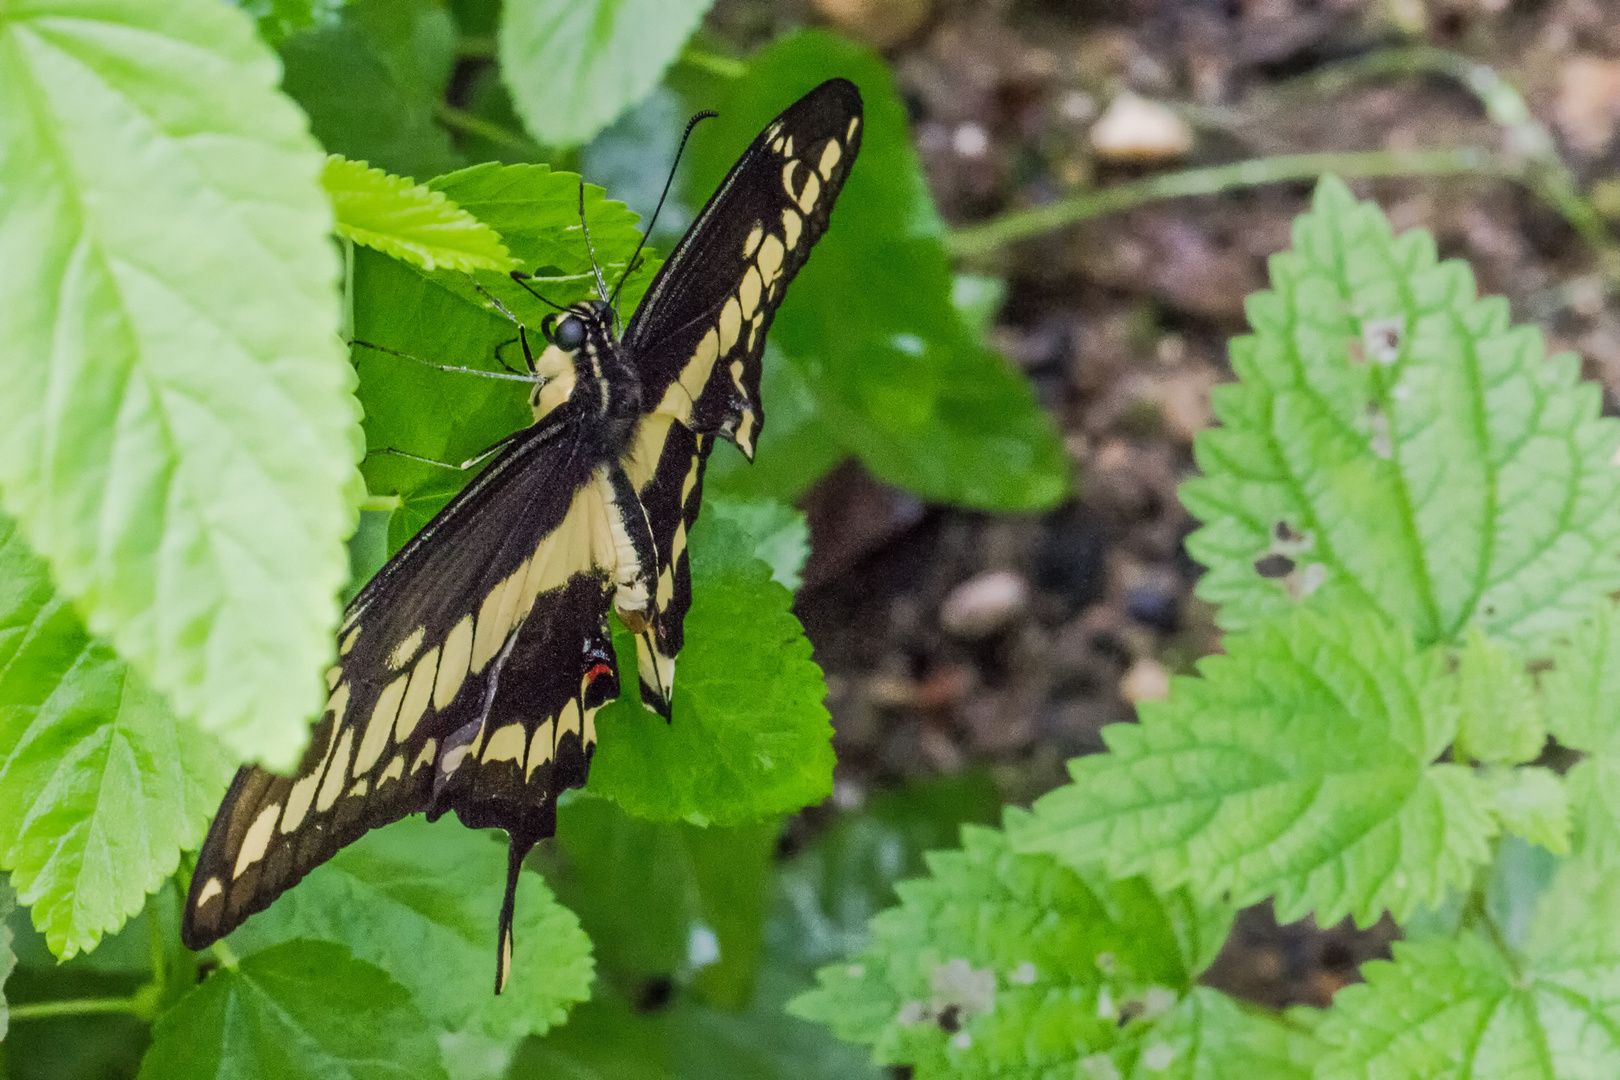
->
<box><xmin>678</xmin><ymin>45</ymin><xmax>747</xmax><ymax>80</ymax></box>
<box><xmin>944</xmin><ymin>146</ymin><xmax>1503</xmax><ymax>260</ymax></box>
<box><xmin>435</xmin><ymin>103</ymin><xmax>541</xmax><ymax>157</ymax></box>
<box><xmin>211</xmin><ymin>938</ymin><xmax>240</xmax><ymax>971</ymax></box>
<box><xmin>359</xmin><ymin>494</ymin><xmax>402</xmax><ymax>513</ymax></box>
<box><xmin>8</xmin><ymin>996</ymin><xmax>144</xmax><ymax>1022</ymax></box>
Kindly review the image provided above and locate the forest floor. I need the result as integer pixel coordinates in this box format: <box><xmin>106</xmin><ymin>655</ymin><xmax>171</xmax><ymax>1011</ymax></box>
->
<box><xmin>724</xmin><ymin>0</ymin><xmax>1620</xmax><ymax>1010</ymax></box>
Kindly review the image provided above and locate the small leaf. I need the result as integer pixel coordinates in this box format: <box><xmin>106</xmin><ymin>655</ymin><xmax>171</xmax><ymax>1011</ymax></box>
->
<box><xmin>703</xmin><ymin>497</ymin><xmax>809</xmax><ymax>593</ymax></box>
<box><xmin>138</xmin><ymin>940</ymin><xmax>449</xmax><ymax>1080</ymax></box>
<box><xmin>324</xmin><ymin>156</ymin><xmax>515</xmax><ymax>273</ymax></box>
<box><xmin>1453</xmin><ymin>626</ymin><xmax>1544</xmax><ymax>765</ymax></box>
<box><xmin>790</xmin><ymin>821</ymin><xmax>1228</xmax><ymax>1076</ymax></box>
<box><xmin>587</xmin><ymin>510</ymin><xmax>834</xmax><ymax>824</ymax></box>
<box><xmin>0</xmin><ymin>0</ymin><xmax>365</xmax><ymax>771</ymax></box>
<box><xmin>498</xmin><ymin>0</ymin><xmax>714</xmax><ymax>147</ymax></box>
<box><xmin>1182</xmin><ymin>177</ymin><xmax>1620</xmax><ymax>651</ymax></box>
<box><xmin>1487</xmin><ymin>766</ymin><xmax>1570</xmax><ymax>855</ymax></box>
<box><xmin>228</xmin><ymin>816</ymin><xmax>593</xmax><ymax>1040</ymax></box>
<box><xmin>0</xmin><ymin>517</ymin><xmax>233</xmax><ymax>957</ymax></box>
<box><xmin>1128</xmin><ymin>987</ymin><xmax>1320</xmax><ymax>1079</ymax></box>
<box><xmin>1013</xmin><ymin>600</ymin><xmax>1499</xmax><ymax>927</ymax></box>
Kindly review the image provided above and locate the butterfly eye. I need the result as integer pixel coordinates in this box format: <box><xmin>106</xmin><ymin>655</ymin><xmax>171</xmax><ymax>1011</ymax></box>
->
<box><xmin>554</xmin><ymin>316</ymin><xmax>587</xmax><ymax>351</ymax></box>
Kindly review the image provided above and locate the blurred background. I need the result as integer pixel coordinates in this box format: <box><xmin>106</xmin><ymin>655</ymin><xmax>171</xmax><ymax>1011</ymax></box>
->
<box><xmin>12</xmin><ymin>0</ymin><xmax>1620</xmax><ymax>1075</ymax></box>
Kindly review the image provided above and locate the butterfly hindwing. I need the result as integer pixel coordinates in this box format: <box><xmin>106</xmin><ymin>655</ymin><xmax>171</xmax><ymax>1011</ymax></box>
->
<box><xmin>183</xmin><ymin>407</ymin><xmax>624</xmax><ymax>957</ymax></box>
<box><xmin>623</xmin><ymin>78</ymin><xmax>864</xmax><ymax>460</ymax></box>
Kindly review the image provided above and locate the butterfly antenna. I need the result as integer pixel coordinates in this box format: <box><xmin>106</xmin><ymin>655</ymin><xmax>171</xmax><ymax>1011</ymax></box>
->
<box><xmin>607</xmin><ymin>109</ymin><xmax>718</xmax><ymax>311</ymax></box>
<box><xmin>577</xmin><ymin>181</ymin><xmax>611</xmax><ymax>304</ymax></box>
<box><xmin>502</xmin><ymin>272</ymin><xmax>568</xmax><ymax>313</ymax></box>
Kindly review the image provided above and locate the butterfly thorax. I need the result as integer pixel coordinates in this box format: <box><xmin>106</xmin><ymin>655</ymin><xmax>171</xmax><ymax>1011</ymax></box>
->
<box><xmin>529</xmin><ymin>299</ymin><xmax>642</xmax><ymax>458</ymax></box>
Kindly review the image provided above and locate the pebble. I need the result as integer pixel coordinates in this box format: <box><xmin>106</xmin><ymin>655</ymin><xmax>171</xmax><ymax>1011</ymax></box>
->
<box><xmin>940</xmin><ymin>570</ymin><xmax>1031</xmax><ymax>638</ymax></box>
<box><xmin>1119</xmin><ymin>657</ymin><xmax>1170</xmax><ymax>704</ymax></box>
<box><xmin>811</xmin><ymin>0</ymin><xmax>931</xmax><ymax>49</ymax></box>
<box><xmin>1090</xmin><ymin>92</ymin><xmax>1193</xmax><ymax>161</ymax></box>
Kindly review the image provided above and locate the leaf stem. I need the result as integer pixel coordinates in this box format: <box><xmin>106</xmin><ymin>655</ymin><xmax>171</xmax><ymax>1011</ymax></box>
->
<box><xmin>944</xmin><ymin>147</ymin><xmax>1504</xmax><ymax>259</ymax></box>
<box><xmin>7</xmin><ymin>996</ymin><xmax>144</xmax><ymax>1022</ymax></box>
<box><xmin>359</xmin><ymin>494</ymin><xmax>402</xmax><ymax>513</ymax></box>
<box><xmin>435</xmin><ymin>103</ymin><xmax>542</xmax><ymax>157</ymax></box>
<box><xmin>211</xmin><ymin>938</ymin><xmax>240</xmax><ymax>971</ymax></box>
<box><xmin>678</xmin><ymin>45</ymin><xmax>747</xmax><ymax>80</ymax></box>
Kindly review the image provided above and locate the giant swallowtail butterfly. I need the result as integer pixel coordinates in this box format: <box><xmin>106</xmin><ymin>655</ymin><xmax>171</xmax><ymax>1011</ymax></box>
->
<box><xmin>181</xmin><ymin>79</ymin><xmax>863</xmax><ymax>991</ymax></box>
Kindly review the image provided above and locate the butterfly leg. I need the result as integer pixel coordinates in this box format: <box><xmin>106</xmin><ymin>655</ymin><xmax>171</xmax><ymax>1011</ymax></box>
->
<box><xmin>350</xmin><ymin>338</ymin><xmax>539</xmax><ymax>384</ymax></box>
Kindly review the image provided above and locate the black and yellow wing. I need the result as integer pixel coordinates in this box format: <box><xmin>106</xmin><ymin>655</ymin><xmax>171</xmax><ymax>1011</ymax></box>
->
<box><xmin>619</xmin><ymin>78</ymin><xmax>863</xmax><ymax>713</ymax></box>
<box><xmin>182</xmin><ymin>404</ymin><xmax>633</xmax><ymax>990</ymax></box>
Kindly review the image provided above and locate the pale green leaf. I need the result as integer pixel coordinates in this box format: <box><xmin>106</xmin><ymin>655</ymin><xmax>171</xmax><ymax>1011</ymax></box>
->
<box><xmin>0</xmin><ymin>0</ymin><xmax>364</xmax><ymax>771</ymax></box>
<box><xmin>323</xmin><ymin>155</ymin><xmax>514</xmax><ymax>273</ymax></box>
<box><xmin>1318</xmin><ymin>928</ymin><xmax>1620</xmax><ymax>1079</ymax></box>
<box><xmin>1454</xmin><ymin>626</ymin><xmax>1544</xmax><ymax>765</ymax></box>
<box><xmin>790</xmin><ymin>821</ymin><xmax>1230</xmax><ymax>1078</ymax></box>
<box><xmin>1541</xmin><ymin>599</ymin><xmax>1620</xmax><ymax>756</ymax></box>
<box><xmin>228</xmin><ymin>816</ymin><xmax>593</xmax><ymax>1040</ymax></box>
<box><xmin>0</xmin><ymin>517</ymin><xmax>232</xmax><ymax>958</ymax></box>
<box><xmin>1487</xmin><ymin>766</ymin><xmax>1570</xmax><ymax>855</ymax></box>
<box><xmin>138</xmin><ymin>940</ymin><xmax>449</xmax><ymax>1080</ymax></box>
<box><xmin>1125</xmin><ymin>988</ymin><xmax>1319</xmax><ymax>1079</ymax></box>
<box><xmin>704</xmin><ymin>497</ymin><xmax>809</xmax><ymax>593</ymax></box>
<box><xmin>1182</xmin><ymin>177</ymin><xmax>1620</xmax><ymax>651</ymax></box>
<box><xmin>498</xmin><ymin>0</ymin><xmax>714</xmax><ymax>146</ymax></box>
<box><xmin>1012</xmin><ymin>601</ymin><xmax>1499</xmax><ymax>926</ymax></box>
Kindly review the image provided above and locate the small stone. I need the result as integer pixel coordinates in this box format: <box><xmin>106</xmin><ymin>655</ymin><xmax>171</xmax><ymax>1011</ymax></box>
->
<box><xmin>952</xmin><ymin>122</ymin><xmax>990</xmax><ymax>159</ymax></box>
<box><xmin>1120</xmin><ymin>657</ymin><xmax>1170</xmax><ymax>704</ymax></box>
<box><xmin>1090</xmin><ymin>93</ymin><xmax>1192</xmax><ymax>161</ymax></box>
<box><xmin>1556</xmin><ymin>56</ymin><xmax>1620</xmax><ymax>154</ymax></box>
<box><xmin>811</xmin><ymin>0</ymin><xmax>931</xmax><ymax>50</ymax></box>
<box><xmin>940</xmin><ymin>570</ymin><xmax>1031</xmax><ymax>638</ymax></box>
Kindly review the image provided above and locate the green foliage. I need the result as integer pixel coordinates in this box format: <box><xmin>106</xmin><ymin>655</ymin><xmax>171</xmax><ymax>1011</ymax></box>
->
<box><xmin>697</xmin><ymin>32</ymin><xmax>1070</xmax><ymax>511</ymax></box>
<box><xmin>1013</xmin><ymin>600</ymin><xmax>1499</xmax><ymax>927</ymax></box>
<box><xmin>499</xmin><ymin>0</ymin><xmax>715</xmax><ymax>147</ymax></box>
<box><xmin>227</xmin><ymin>816</ymin><xmax>594</xmax><ymax>1040</ymax></box>
<box><xmin>1180</xmin><ymin>177</ymin><xmax>1620</xmax><ymax>651</ymax></box>
<box><xmin>588</xmin><ymin>504</ymin><xmax>835</xmax><ymax>825</ymax></box>
<box><xmin>1</xmin><ymin>882</ymin><xmax>13</xmax><ymax>1041</ymax></box>
<box><xmin>789</xmin><ymin>822</ymin><xmax>1302</xmax><ymax>1079</ymax></box>
<box><xmin>0</xmin><ymin>518</ymin><xmax>233</xmax><ymax>958</ymax></box>
<box><xmin>324</xmin><ymin>155</ymin><xmax>515</xmax><ymax>273</ymax></box>
<box><xmin>138</xmin><ymin>941</ymin><xmax>449</xmax><ymax>1080</ymax></box>
<box><xmin>0</xmin><ymin>0</ymin><xmax>363</xmax><ymax>773</ymax></box>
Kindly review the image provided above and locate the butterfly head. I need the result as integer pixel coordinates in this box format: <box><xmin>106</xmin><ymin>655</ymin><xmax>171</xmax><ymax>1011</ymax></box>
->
<box><xmin>532</xmin><ymin>300</ymin><xmax>640</xmax><ymax>433</ymax></box>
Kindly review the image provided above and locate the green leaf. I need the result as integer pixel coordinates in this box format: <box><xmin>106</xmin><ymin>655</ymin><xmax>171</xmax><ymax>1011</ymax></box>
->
<box><xmin>228</xmin><ymin>0</ymin><xmax>341</xmax><ymax>47</ymax></box>
<box><xmin>1181</xmin><ymin>176</ymin><xmax>1620</xmax><ymax>650</ymax></box>
<box><xmin>1541</xmin><ymin>598</ymin><xmax>1620</xmax><ymax>756</ymax></box>
<box><xmin>546</xmin><ymin>795</ymin><xmax>778</xmax><ymax>1008</ymax></box>
<box><xmin>353</xmin><ymin>162</ymin><xmax>656</xmax><ymax>516</ymax></box>
<box><xmin>1317</xmin><ymin>923</ymin><xmax>1620</xmax><ymax>1079</ymax></box>
<box><xmin>1125</xmin><ymin>987</ymin><xmax>1320</xmax><ymax>1079</ymax></box>
<box><xmin>278</xmin><ymin>0</ymin><xmax>459</xmax><ymax>179</ymax></box>
<box><xmin>0</xmin><ymin>517</ymin><xmax>233</xmax><ymax>957</ymax></box>
<box><xmin>696</xmin><ymin>31</ymin><xmax>1069</xmax><ymax>511</ymax></box>
<box><xmin>790</xmin><ymin>821</ymin><xmax>1228</xmax><ymax>1077</ymax></box>
<box><xmin>498</xmin><ymin>0</ymin><xmax>714</xmax><ymax>147</ymax></box>
<box><xmin>139</xmin><ymin>940</ymin><xmax>450</xmax><ymax>1080</ymax></box>
<box><xmin>0</xmin><ymin>0</ymin><xmax>365</xmax><ymax>771</ymax></box>
<box><xmin>1453</xmin><ymin>626</ymin><xmax>1544</xmax><ymax>765</ymax></box>
<box><xmin>227</xmin><ymin>815</ymin><xmax>593</xmax><ymax>1040</ymax></box>
<box><xmin>703</xmin><ymin>497</ymin><xmax>809</xmax><ymax>593</ymax></box>
<box><xmin>1487</xmin><ymin>766</ymin><xmax>1570</xmax><ymax>855</ymax></box>
<box><xmin>586</xmin><ymin>508</ymin><xmax>834</xmax><ymax>825</ymax></box>
<box><xmin>1012</xmin><ymin>600</ymin><xmax>1499</xmax><ymax>927</ymax></box>
<box><xmin>324</xmin><ymin>156</ymin><xmax>515</xmax><ymax>273</ymax></box>
<box><xmin>0</xmin><ymin>881</ymin><xmax>13</xmax><ymax>1041</ymax></box>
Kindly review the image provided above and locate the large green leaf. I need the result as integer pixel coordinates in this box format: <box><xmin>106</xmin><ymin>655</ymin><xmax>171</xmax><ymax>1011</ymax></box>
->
<box><xmin>498</xmin><ymin>0</ymin><xmax>714</xmax><ymax>147</ymax></box>
<box><xmin>228</xmin><ymin>815</ymin><xmax>593</xmax><ymax>1040</ymax></box>
<box><xmin>1181</xmin><ymin>177</ymin><xmax>1620</xmax><ymax>651</ymax></box>
<box><xmin>138</xmin><ymin>940</ymin><xmax>449</xmax><ymax>1080</ymax></box>
<box><xmin>0</xmin><ymin>0</ymin><xmax>363</xmax><ymax>771</ymax></box>
<box><xmin>1012</xmin><ymin>600</ymin><xmax>1499</xmax><ymax>927</ymax></box>
<box><xmin>694</xmin><ymin>31</ymin><xmax>1069</xmax><ymax>511</ymax></box>
<box><xmin>324</xmin><ymin>156</ymin><xmax>515</xmax><ymax>274</ymax></box>
<box><xmin>586</xmin><ymin>508</ymin><xmax>834</xmax><ymax>825</ymax></box>
<box><xmin>0</xmin><ymin>517</ymin><xmax>232</xmax><ymax>958</ymax></box>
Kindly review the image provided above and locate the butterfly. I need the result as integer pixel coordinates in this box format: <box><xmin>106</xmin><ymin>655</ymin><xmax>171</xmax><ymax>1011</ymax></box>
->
<box><xmin>180</xmin><ymin>79</ymin><xmax>863</xmax><ymax>992</ymax></box>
